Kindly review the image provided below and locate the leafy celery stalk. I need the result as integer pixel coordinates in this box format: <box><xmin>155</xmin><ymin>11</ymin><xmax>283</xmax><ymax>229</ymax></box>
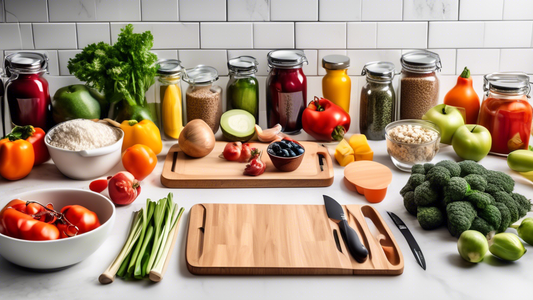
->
<box><xmin>127</xmin><ymin>199</ymin><xmax>154</xmax><ymax>274</ymax></box>
<box><xmin>134</xmin><ymin>224</ymin><xmax>154</xmax><ymax>279</ymax></box>
<box><xmin>151</xmin><ymin>206</ymin><xmax>184</xmax><ymax>276</ymax></box>
<box><xmin>145</xmin><ymin>196</ymin><xmax>168</xmax><ymax>272</ymax></box>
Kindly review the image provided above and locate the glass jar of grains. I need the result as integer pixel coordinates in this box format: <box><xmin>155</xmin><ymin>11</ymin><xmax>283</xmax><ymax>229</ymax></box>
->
<box><xmin>183</xmin><ymin>65</ymin><xmax>222</xmax><ymax>133</ymax></box>
<box><xmin>156</xmin><ymin>59</ymin><xmax>184</xmax><ymax>139</ymax></box>
<box><xmin>398</xmin><ymin>50</ymin><xmax>441</xmax><ymax>120</ymax></box>
<box><xmin>360</xmin><ymin>61</ymin><xmax>396</xmax><ymax>140</ymax></box>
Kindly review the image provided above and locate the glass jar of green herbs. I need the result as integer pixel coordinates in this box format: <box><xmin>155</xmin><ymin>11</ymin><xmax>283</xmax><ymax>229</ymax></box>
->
<box><xmin>360</xmin><ymin>61</ymin><xmax>396</xmax><ymax>140</ymax></box>
<box><xmin>226</xmin><ymin>56</ymin><xmax>259</xmax><ymax>123</ymax></box>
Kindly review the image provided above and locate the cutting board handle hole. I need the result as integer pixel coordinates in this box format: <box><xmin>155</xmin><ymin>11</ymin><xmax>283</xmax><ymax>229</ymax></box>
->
<box><xmin>361</xmin><ymin>206</ymin><xmax>401</xmax><ymax>266</ymax></box>
<box><xmin>197</xmin><ymin>227</ymin><xmax>204</xmax><ymax>258</ymax></box>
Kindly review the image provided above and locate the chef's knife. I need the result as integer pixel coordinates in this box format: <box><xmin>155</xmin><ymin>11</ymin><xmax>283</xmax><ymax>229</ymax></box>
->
<box><xmin>387</xmin><ymin>211</ymin><xmax>426</xmax><ymax>270</ymax></box>
<box><xmin>323</xmin><ymin>195</ymin><xmax>368</xmax><ymax>262</ymax></box>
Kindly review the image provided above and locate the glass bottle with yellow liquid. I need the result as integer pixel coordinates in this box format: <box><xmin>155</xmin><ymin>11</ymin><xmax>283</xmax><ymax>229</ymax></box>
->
<box><xmin>156</xmin><ymin>59</ymin><xmax>184</xmax><ymax>139</ymax></box>
<box><xmin>322</xmin><ymin>55</ymin><xmax>351</xmax><ymax>113</ymax></box>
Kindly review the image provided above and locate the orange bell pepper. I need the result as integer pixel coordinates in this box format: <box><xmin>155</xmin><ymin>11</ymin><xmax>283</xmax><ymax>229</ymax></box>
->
<box><xmin>0</xmin><ymin>137</ymin><xmax>34</xmax><ymax>180</ymax></box>
<box><xmin>443</xmin><ymin>67</ymin><xmax>480</xmax><ymax>124</ymax></box>
<box><xmin>120</xmin><ymin>120</ymin><xmax>162</xmax><ymax>154</ymax></box>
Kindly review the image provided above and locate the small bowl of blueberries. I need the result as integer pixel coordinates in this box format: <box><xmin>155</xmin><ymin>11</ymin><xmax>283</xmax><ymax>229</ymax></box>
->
<box><xmin>267</xmin><ymin>138</ymin><xmax>305</xmax><ymax>172</ymax></box>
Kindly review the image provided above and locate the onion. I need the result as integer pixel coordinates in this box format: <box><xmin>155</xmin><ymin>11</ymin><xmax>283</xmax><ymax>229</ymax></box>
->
<box><xmin>178</xmin><ymin>119</ymin><xmax>215</xmax><ymax>158</ymax></box>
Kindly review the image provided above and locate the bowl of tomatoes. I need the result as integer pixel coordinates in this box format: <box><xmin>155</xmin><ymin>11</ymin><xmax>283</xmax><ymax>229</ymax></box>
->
<box><xmin>0</xmin><ymin>188</ymin><xmax>115</xmax><ymax>269</ymax></box>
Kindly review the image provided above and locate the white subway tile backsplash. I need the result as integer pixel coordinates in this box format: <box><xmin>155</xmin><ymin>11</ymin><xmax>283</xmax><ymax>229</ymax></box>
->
<box><xmin>49</xmin><ymin>0</ymin><xmax>96</xmax><ymax>22</ymax></box>
<box><xmin>151</xmin><ymin>50</ymin><xmax>178</xmax><ymax>60</ymax></box>
<box><xmin>362</xmin><ymin>0</ymin><xmax>402</xmax><ymax>21</ymax></box>
<box><xmin>503</xmin><ymin>0</ymin><xmax>533</xmax><ymax>20</ymax></box>
<box><xmin>58</xmin><ymin>50</ymin><xmax>82</xmax><ymax>75</ymax></box>
<box><xmin>179</xmin><ymin>0</ymin><xmax>226</xmax><ymax>21</ymax></box>
<box><xmin>0</xmin><ymin>0</ymin><xmax>4</xmax><ymax>22</ymax></box>
<box><xmin>428</xmin><ymin>22</ymin><xmax>484</xmax><ymax>48</ymax></box>
<box><xmin>253</xmin><ymin>23</ymin><xmax>294</xmax><ymax>49</ymax></box>
<box><xmin>228</xmin><ymin>0</ymin><xmax>270</xmax><ymax>21</ymax></box>
<box><xmin>500</xmin><ymin>49</ymin><xmax>533</xmax><ymax>73</ymax></box>
<box><xmin>33</xmin><ymin>23</ymin><xmax>77</xmax><ymax>49</ymax></box>
<box><xmin>0</xmin><ymin>24</ymin><xmax>25</xmax><ymax>49</ymax></box>
<box><xmin>318</xmin><ymin>50</ymin><xmax>347</xmax><ymax>75</ymax></box>
<box><xmin>271</xmin><ymin>0</ymin><xmax>318</xmax><ymax>21</ymax></box>
<box><xmin>77</xmin><ymin>23</ymin><xmax>111</xmax><ymax>48</ymax></box>
<box><xmin>5</xmin><ymin>0</ymin><xmax>48</xmax><ymax>22</ymax></box>
<box><xmin>456</xmin><ymin>49</ymin><xmax>500</xmax><ymax>75</ymax></box>
<box><xmin>19</xmin><ymin>24</ymin><xmax>33</xmax><ymax>49</ymax></box>
<box><xmin>201</xmin><ymin>23</ymin><xmax>253</xmax><ymax>49</ymax></box>
<box><xmin>110</xmin><ymin>23</ymin><xmax>199</xmax><ymax>49</ymax></box>
<box><xmin>141</xmin><ymin>0</ymin><xmax>179</xmax><ymax>21</ymax></box>
<box><xmin>227</xmin><ymin>49</ymin><xmax>270</xmax><ymax>76</ymax></box>
<box><xmin>346</xmin><ymin>50</ymin><xmax>402</xmax><ymax>76</ymax></box>
<box><xmin>484</xmin><ymin>21</ymin><xmax>533</xmax><ymax>48</ymax></box>
<box><xmin>347</xmin><ymin>22</ymin><xmax>376</xmax><ymax>49</ymax></box>
<box><xmin>403</xmin><ymin>0</ymin><xmax>459</xmax><ymax>20</ymax></box>
<box><xmin>319</xmin><ymin>0</ymin><xmax>361</xmax><ymax>21</ymax></box>
<box><xmin>295</xmin><ymin>23</ymin><xmax>346</xmax><ymax>49</ymax></box>
<box><xmin>427</xmin><ymin>49</ymin><xmax>456</xmax><ymax>75</ymax></box>
<box><xmin>5</xmin><ymin>50</ymin><xmax>59</xmax><ymax>76</ymax></box>
<box><xmin>459</xmin><ymin>0</ymin><xmax>503</xmax><ymax>20</ymax></box>
<box><xmin>303</xmin><ymin>49</ymin><xmax>318</xmax><ymax>76</ymax></box>
<box><xmin>95</xmin><ymin>0</ymin><xmax>141</xmax><ymax>21</ymax></box>
<box><xmin>377</xmin><ymin>22</ymin><xmax>428</xmax><ymax>49</ymax></box>
<box><xmin>46</xmin><ymin>75</ymin><xmax>84</xmax><ymax>99</ymax></box>
<box><xmin>178</xmin><ymin>50</ymin><xmax>228</xmax><ymax>74</ymax></box>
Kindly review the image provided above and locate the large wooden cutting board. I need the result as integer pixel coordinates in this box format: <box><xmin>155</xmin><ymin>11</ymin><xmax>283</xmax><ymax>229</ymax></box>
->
<box><xmin>186</xmin><ymin>203</ymin><xmax>404</xmax><ymax>275</ymax></box>
<box><xmin>161</xmin><ymin>142</ymin><xmax>334</xmax><ymax>188</ymax></box>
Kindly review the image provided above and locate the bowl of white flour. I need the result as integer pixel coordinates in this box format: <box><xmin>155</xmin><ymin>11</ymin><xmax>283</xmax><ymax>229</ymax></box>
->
<box><xmin>45</xmin><ymin>119</ymin><xmax>124</xmax><ymax>180</ymax></box>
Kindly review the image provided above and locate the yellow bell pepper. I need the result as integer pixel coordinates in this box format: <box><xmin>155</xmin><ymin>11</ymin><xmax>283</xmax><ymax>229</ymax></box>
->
<box><xmin>120</xmin><ymin>120</ymin><xmax>163</xmax><ymax>154</ymax></box>
<box><xmin>335</xmin><ymin>139</ymin><xmax>354</xmax><ymax>167</ymax></box>
<box><xmin>349</xmin><ymin>134</ymin><xmax>373</xmax><ymax>161</ymax></box>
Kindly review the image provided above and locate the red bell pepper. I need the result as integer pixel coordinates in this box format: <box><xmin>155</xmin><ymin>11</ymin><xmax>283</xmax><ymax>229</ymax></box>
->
<box><xmin>5</xmin><ymin>125</ymin><xmax>50</xmax><ymax>165</ymax></box>
<box><xmin>302</xmin><ymin>97</ymin><xmax>351</xmax><ymax>141</ymax></box>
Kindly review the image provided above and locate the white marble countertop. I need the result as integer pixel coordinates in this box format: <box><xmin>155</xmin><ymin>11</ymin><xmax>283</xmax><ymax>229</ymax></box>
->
<box><xmin>1</xmin><ymin>139</ymin><xmax>532</xmax><ymax>300</ymax></box>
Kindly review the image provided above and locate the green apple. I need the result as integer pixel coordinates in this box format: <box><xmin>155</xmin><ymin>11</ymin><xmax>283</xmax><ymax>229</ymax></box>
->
<box><xmin>52</xmin><ymin>84</ymin><xmax>101</xmax><ymax>123</ymax></box>
<box><xmin>452</xmin><ymin>124</ymin><xmax>492</xmax><ymax>161</ymax></box>
<box><xmin>422</xmin><ymin>104</ymin><xmax>465</xmax><ymax>144</ymax></box>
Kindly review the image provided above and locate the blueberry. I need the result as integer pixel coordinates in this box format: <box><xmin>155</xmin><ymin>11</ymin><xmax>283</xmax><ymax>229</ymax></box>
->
<box><xmin>296</xmin><ymin>148</ymin><xmax>304</xmax><ymax>155</ymax></box>
<box><xmin>267</xmin><ymin>148</ymin><xmax>275</xmax><ymax>155</ymax></box>
<box><xmin>279</xmin><ymin>142</ymin><xmax>288</xmax><ymax>149</ymax></box>
<box><xmin>290</xmin><ymin>142</ymin><xmax>299</xmax><ymax>148</ymax></box>
<box><xmin>272</xmin><ymin>143</ymin><xmax>281</xmax><ymax>152</ymax></box>
<box><xmin>288</xmin><ymin>149</ymin><xmax>296</xmax><ymax>157</ymax></box>
<box><xmin>281</xmin><ymin>149</ymin><xmax>289</xmax><ymax>157</ymax></box>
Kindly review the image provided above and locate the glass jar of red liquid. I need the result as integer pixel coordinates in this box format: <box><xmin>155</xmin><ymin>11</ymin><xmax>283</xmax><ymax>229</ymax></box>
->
<box><xmin>478</xmin><ymin>73</ymin><xmax>532</xmax><ymax>155</ymax></box>
<box><xmin>266</xmin><ymin>50</ymin><xmax>308</xmax><ymax>133</ymax></box>
<box><xmin>4</xmin><ymin>52</ymin><xmax>52</xmax><ymax>131</ymax></box>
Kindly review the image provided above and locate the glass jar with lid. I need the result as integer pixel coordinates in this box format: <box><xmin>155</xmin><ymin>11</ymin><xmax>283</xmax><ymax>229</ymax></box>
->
<box><xmin>266</xmin><ymin>49</ymin><xmax>308</xmax><ymax>133</ymax></box>
<box><xmin>4</xmin><ymin>52</ymin><xmax>52</xmax><ymax>130</ymax></box>
<box><xmin>360</xmin><ymin>61</ymin><xmax>396</xmax><ymax>140</ymax></box>
<box><xmin>398</xmin><ymin>50</ymin><xmax>441</xmax><ymax>120</ymax></box>
<box><xmin>478</xmin><ymin>72</ymin><xmax>532</xmax><ymax>155</ymax></box>
<box><xmin>226</xmin><ymin>56</ymin><xmax>259</xmax><ymax>123</ymax></box>
<box><xmin>322</xmin><ymin>54</ymin><xmax>351</xmax><ymax>113</ymax></box>
<box><xmin>183</xmin><ymin>65</ymin><xmax>222</xmax><ymax>134</ymax></box>
<box><xmin>156</xmin><ymin>59</ymin><xmax>184</xmax><ymax>139</ymax></box>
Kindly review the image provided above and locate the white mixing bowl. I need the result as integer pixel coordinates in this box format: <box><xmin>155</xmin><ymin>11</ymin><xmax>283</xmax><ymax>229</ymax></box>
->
<box><xmin>0</xmin><ymin>188</ymin><xmax>115</xmax><ymax>269</ymax></box>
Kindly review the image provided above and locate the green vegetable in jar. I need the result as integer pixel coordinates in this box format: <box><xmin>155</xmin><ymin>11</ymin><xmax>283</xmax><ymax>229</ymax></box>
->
<box><xmin>359</xmin><ymin>81</ymin><xmax>395</xmax><ymax>140</ymax></box>
<box><xmin>227</xmin><ymin>77</ymin><xmax>259</xmax><ymax>123</ymax></box>
<box><xmin>457</xmin><ymin>230</ymin><xmax>489</xmax><ymax>263</ymax></box>
<box><xmin>488</xmin><ymin>232</ymin><xmax>527</xmax><ymax>261</ymax></box>
<box><xmin>511</xmin><ymin>217</ymin><xmax>533</xmax><ymax>245</ymax></box>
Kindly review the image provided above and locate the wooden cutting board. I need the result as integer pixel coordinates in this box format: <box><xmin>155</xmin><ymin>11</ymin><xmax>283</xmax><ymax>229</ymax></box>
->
<box><xmin>186</xmin><ymin>203</ymin><xmax>404</xmax><ymax>275</ymax></box>
<box><xmin>161</xmin><ymin>142</ymin><xmax>334</xmax><ymax>188</ymax></box>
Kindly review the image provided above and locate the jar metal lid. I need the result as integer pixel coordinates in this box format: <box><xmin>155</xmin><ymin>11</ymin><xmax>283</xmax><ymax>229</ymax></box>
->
<box><xmin>156</xmin><ymin>59</ymin><xmax>183</xmax><ymax>76</ymax></box>
<box><xmin>361</xmin><ymin>61</ymin><xmax>395</xmax><ymax>81</ymax></box>
<box><xmin>182</xmin><ymin>65</ymin><xmax>219</xmax><ymax>85</ymax></box>
<box><xmin>267</xmin><ymin>49</ymin><xmax>308</xmax><ymax>69</ymax></box>
<box><xmin>228</xmin><ymin>56</ymin><xmax>258</xmax><ymax>73</ymax></box>
<box><xmin>322</xmin><ymin>55</ymin><xmax>350</xmax><ymax>70</ymax></box>
<box><xmin>5</xmin><ymin>52</ymin><xmax>48</xmax><ymax>76</ymax></box>
<box><xmin>400</xmin><ymin>50</ymin><xmax>441</xmax><ymax>73</ymax></box>
<box><xmin>484</xmin><ymin>72</ymin><xmax>531</xmax><ymax>95</ymax></box>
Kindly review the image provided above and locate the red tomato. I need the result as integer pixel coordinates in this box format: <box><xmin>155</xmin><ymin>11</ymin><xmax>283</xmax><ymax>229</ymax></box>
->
<box><xmin>0</xmin><ymin>201</ymin><xmax>60</xmax><ymax>241</ymax></box>
<box><xmin>108</xmin><ymin>171</ymin><xmax>141</xmax><ymax>205</ymax></box>
<box><xmin>223</xmin><ymin>142</ymin><xmax>242</xmax><ymax>161</ymax></box>
<box><xmin>60</xmin><ymin>205</ymin><xmax>101</xmax><ymax>236</ymax></box>
<box><xmin>89</xmin><ymin>178</ymin><xmax>108</xmax><ymax>193</ymax></box>
<box><xmin>122</xmin><ymin>144</ymin><xmax>157</xmax><ymax>181</ymax></box>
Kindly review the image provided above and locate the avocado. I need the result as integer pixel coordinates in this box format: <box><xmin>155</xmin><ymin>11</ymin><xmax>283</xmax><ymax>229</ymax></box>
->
<box><xmin>52</xmin><ymin>84</ymin><xmax>101</xmax><ymax>123</ymax></box>
<box><xmin>220</xmin><ymin>109</ymin><xmax>256</xmax><ymax>142</ymax></box>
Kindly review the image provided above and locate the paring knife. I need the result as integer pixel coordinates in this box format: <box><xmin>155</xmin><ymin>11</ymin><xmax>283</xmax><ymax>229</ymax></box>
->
<box><xmin>387</xmin><ymin>211</ymin><xmax>426</xmax><ymax>270</ymax></box>
<box><xmin>323</xmin><ymin>195</ymin><xmax>368</xmax><ymax>262</ymax></box>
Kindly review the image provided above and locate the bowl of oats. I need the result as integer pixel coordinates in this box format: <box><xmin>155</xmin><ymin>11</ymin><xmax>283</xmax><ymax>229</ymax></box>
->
<box><xmin>385</xmin><ymin>119</ymin><xmax>441</xmax><ymax>172</ymax></box>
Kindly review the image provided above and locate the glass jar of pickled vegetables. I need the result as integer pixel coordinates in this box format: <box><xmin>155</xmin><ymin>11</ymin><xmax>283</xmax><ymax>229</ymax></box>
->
<box><xmin>266</xmin><ymin>49</ymin><xmax>308</xmax><ymax>134</ymax></box>
<box><xmin>322</xmin><ymin>54</ymin><xmax>351</xmax><ymax>113</ymax></box>
<box><xmin>478</xmin><ymin>72</ymin><xmax>532</xmax><ymax>155</ymax></box>
<box><xmin>157</xmin><ymin>59</ymin><xmax>184</xmax><ymax>139</ymax></box>
<box><xmin>226</xmin><ymin>56</ymin><xmax>259</xmax><ymax>123</ymax></box>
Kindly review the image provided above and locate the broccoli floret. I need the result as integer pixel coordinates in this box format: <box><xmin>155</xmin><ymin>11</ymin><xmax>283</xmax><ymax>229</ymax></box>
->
<box><xmin>417</xmin><ymin>206</ymin><xmax>445</xmax><ymax>230</ymax></box>
<box><xmin>458</xmin><ymin>160</ymin><xmax>487</xmax><ymax>177</ymax></box>
<box><xmin>426</xmin><ymin>166</ymin><xmax>451</xmax><ymax>188</ymax></box>
<box><xmin>435</xmin><ymin>160</ymin><xmax>461</xmax><ymax>177</ymax></box>
<box><xmin>493</xmin><ymin>191</ymin><xmax>519</xmax><ymax>223</ymax></box>
<box><xmin>478</xmin><ymin>205</ymin><xmax>502</xmax><ymax>230</ymax></box>
<box><xmin>494</xmin><ymin>202</ymin><xmax>511</xmax><ymax>232</ymax></box>
<box><xmin>424</xmin><ymin>163</ymin><xmax>435</xmax><ymax>173</ymax></box>
<box><xmin>443</xmin><ymin>177</ymin><xmax>472</xmax><ymax>201</ymax></box>
<box><xmin>485</xmin><ymin>170</ymin><xmax>514</xmax><ymax>193</ymax></box>
<box><xmin>469</xmin><ymin>217</ymin><xmax>494</xmax><ymax>236</ymax></box>
<box><xmin>485</xmin><ymin>183</ymin><xmax>502</xmax><ymax>195</ymax></box>
<box><xmin>411</xmin><ymin>164</ymin><xmax>426</xmax><ymax>175</ymax></box>
<box><xmin>466</xmin><ymin>192</ymin><xmax>492</xmax><ymax>209</ymax></box>
<box><xmin>414</xmin><ymin>181</ymin><xmax>438</xmax><ymax>206</ymax></box>
<box><xmin>446</xmin><ymin>201</ymin><xmax>477</xmax><ymax>237</ymax></box>
<box><xmin>511</xmin><ymin>193</ymin><xmax>531</xmax><ymax>219</ymax></box>
<box><xmin>404</xmin><ymin>191</ymin><xmax>417</xmax><ymax>216</ymax></box>
<box><xmin>464</xmin><ymin>174</ymin><xmax>487</xmax><ymax>192</ymax></box>
<box><xmin>400</xmin><ymin>174</ymin><xmax>426</xmax><ymax>197</ymax></box>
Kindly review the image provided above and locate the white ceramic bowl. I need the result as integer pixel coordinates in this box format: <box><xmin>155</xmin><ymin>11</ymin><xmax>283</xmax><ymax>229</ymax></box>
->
<box><xmin>0</xmin><ymin>189</ymin><xmax>115</xmax><ymax>269</ymax></box>
<box><xmin>45</xmin><ymin>121</ymin><xmax>124</xmax><ymax>180</ymax></box>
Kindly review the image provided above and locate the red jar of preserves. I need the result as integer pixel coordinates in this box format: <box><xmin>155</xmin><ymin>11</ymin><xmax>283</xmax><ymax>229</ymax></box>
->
<box><xmin>477</xmin><ymin>73</ymin><xmax>532</xmax><ymax>155</ymax></box>
<box><xmin>266</xmin><ymin>50</ymin><xmax>308</xmax><ymax>133</ymax></box>
<box><xmin>4</xmin><ymin>52</ymin><xmax>52</xmax><ymax>131</ymax></box>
